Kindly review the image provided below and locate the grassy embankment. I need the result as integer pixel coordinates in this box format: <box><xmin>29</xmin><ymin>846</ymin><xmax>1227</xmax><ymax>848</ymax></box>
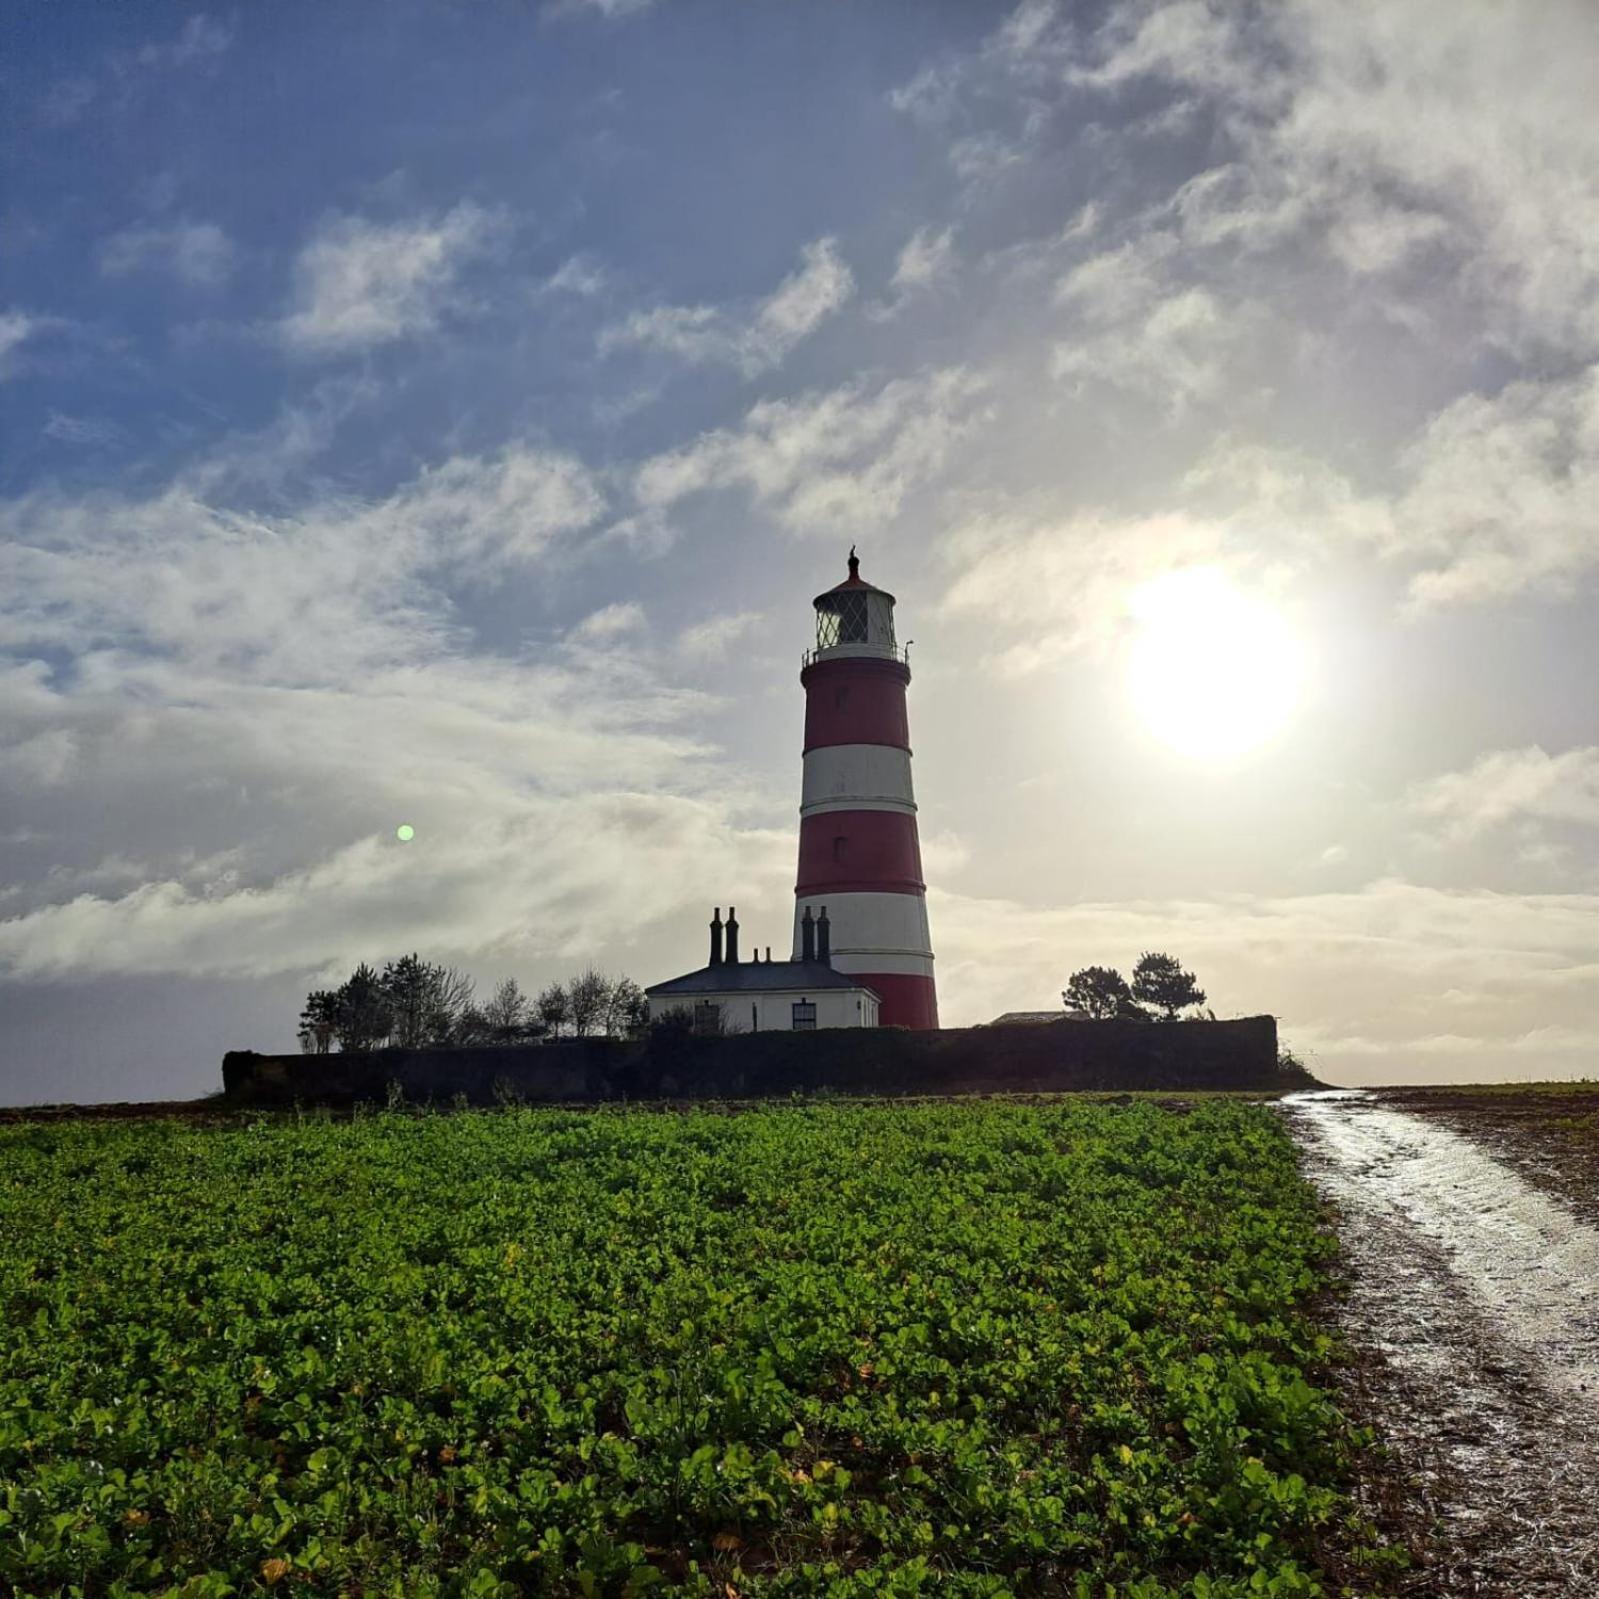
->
<box><xmin>0</xmin><ymin>1100</ymin><xmax>1398</xmax><ymax>1597</ymax></box>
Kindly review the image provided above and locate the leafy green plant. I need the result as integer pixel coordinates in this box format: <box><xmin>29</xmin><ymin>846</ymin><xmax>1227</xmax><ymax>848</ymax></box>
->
<box><xmin>0</xmin><ymin>1100</ymin><xmax>1392</xmax><ymax>1596</ymax></box>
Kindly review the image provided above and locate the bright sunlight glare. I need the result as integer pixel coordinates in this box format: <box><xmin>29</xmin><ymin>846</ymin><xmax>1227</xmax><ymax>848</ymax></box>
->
<box><xmin>1127</xmin><ymin>568</ymin><xmax>1306</xmax><ymax>760</ymax></box>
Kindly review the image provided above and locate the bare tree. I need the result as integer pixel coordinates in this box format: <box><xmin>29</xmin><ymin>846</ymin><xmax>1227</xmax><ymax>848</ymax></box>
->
<box><xmin>481</xmin><ymin>977</ymin><xmax>529</xmax><ymax>1042</ymax></box>
<box><xmin>429</xmin><ymin>966</ymin><xmax>476</xmax><ymax>1044</ymax></box>
<box><xmin>452</xmin><ymin>1004</ymin><xmax>494</xmax><ymax>1046</ymax></box>
<box><xmin>603</xmin><ymin>976</ymin><xmax>649</xmax><ymax>1037</ymax></box>
<box><xmin>566</xmin><ymin>968</ymin><xmax>611</xmax><ymax>1037</ymax></box>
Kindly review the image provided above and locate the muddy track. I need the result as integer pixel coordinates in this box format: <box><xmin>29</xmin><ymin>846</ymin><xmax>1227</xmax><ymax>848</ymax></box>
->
<box><xmin>1281</xmin><ymin>1091</ymin><xmax>1599</xmax><ymax>1597</ymax></box>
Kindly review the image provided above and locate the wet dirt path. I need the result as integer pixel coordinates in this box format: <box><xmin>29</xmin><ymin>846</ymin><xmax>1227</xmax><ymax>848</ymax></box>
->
<box><xmin>1280</xmin><ymin>1090</ymin><xmax>1599</xmax><ymax>1597</ymax></box>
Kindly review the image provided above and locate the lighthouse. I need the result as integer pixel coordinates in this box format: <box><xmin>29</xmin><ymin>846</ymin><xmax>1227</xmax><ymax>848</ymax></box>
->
<box><xmin>792</xmin><ymin>550</ymin><xmax>939</xmax><ymax>1028</ymax></box>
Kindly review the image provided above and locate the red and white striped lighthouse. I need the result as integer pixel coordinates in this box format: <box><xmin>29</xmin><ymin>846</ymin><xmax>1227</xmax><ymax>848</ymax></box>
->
<box><xmin>792</xmin><ymin>550</ymin><xmax>938</xmax><ymax>1029</ymax></box>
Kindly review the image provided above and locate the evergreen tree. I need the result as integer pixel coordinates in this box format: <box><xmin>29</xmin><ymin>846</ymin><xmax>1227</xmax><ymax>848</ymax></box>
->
<box><xmin>333</xmin><ymin>963</ymin><xmax>390</xmax><ymax>1051</ymax></box>
<box><xmin>298</xmin><ymin>990</ymin><xmax>339</xmax><ymax>1054</ymax></box>
<box><xmin>1130</xmin><ymin>952</ymin><xmax>1207</xmax><ymax>1021</ymax></box>
<box><xmin>380</xmin><ymin>954</ymin><xmax>435</xmax><ymax>1048</ymax></box>
<box><xmin>1064</xmin><ymin>965</ymin><xmax>1145</xmax><ymax>1021</ymax></box>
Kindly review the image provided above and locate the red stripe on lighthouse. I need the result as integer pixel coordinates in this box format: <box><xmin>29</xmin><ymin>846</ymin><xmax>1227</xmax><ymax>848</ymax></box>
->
<box><xmin>796</xmin><ymin>809</ymin><xmax>924</xmax><ymax>898</ymax></box>
<box><xmin>855</xmin><ymin>973</ymin><xmax>940</xmax><ymax>1030</ymax></box>
<box><xmin>802</xmin><ymin>657</ymin><xmax>911</xmax><ymax>753</ymax></box>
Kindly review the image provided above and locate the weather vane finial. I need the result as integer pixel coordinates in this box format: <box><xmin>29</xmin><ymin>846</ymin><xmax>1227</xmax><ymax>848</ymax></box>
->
<box><xmin>847</xmin><ymin>545</ymin><xmax>859</xmax><ymax>579</ymax></box>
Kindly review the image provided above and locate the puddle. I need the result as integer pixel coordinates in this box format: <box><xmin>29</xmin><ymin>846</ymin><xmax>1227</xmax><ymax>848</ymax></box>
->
<box><xmin>1280</xmin><ymin>1090</ymin><xmax>1599</xmax><ymax>1595</ymax></box>
<box><xmin>1283</xmin><ymin>1090</ymin><xmax>1599</xmax><ymax>1398</ymax></box>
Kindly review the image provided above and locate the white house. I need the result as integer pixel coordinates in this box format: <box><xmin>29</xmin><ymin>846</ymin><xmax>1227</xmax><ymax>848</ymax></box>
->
<box><xmin>645</xmin><ymin>906</ymin><xmax>881</xmax><ymax>1033</ymax></box>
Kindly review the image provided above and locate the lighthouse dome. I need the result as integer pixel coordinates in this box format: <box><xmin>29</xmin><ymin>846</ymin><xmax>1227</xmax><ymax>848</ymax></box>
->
<box><xmin>810</xmin><ymin>548</ymin><xmax>900</xmax><ymax>661</ymax></box>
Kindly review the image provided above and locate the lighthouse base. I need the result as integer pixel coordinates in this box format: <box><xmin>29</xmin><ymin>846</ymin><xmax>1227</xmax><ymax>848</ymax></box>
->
<box><xmin>848</xmin><ymin>972</ymin><xmax>939</xmax><ymax>1030</ymax></box>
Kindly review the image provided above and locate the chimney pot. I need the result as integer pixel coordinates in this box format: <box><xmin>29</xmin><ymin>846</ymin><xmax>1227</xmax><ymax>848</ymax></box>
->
<box><xmin>817</xmin><ymin>905</ymin><xmax>831</xmax><ymax>965</ymax></box>
<box><xmin>709</xmin><ymin>907</ymin><xmax>724</xmax><ymax>967</ymax></box>
<box><xmin>725</xmin><ymin>905</ymin><xmax>740</xmax><ymax>965</ymax></box>
<box><xmin>801</xmin><ymin>904</ymin><xmax>816</xmax><ymax>962</ymax></box>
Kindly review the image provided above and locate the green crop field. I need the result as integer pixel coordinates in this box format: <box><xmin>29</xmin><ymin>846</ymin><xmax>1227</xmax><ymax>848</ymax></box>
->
<box><xmin>0</xmin><ymin>1101</ymin><xmax>1394</xmax><ymax>1598</ymax></box>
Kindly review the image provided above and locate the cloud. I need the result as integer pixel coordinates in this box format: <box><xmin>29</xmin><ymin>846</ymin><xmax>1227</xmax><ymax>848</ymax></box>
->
<box><xmin>931</xmin><ymin>875</ymin><xmax>1599</xmax><ymax>1081</ymax></box>
<box><xmin>870</xmin><ymin>227</ymin><xmax>958</xmax><ymax>322</ymax></box>
<box><xmin>280</xmin><ymin>203</ymin><xmax>500</xmax><ymax>354</ymax></box>
<box><xmin>37</xmin><ymin>76</ymin><xmax>96</xmax><ymax>128</ymax></box>
<box><xmin>100</xmin><ymin>220</ymin><xmax>235</xmax><ymax>287</ymax></box>
<box><xmin>1409</xmin><ymin>747</ymin><xmax>1599</xmax><ymax>843</ymax></box>
<box><xmin>600</xmin><ymin>238</ymin><xmax>855</xmax><ymax>376</ymax></box>
<box><xmin>1064</xmin><ymin>1</ymin><xmax>1599</xmax><ymax>354</ymax></box>
<box><xmin>134</xmin><ymin>14</ymin><xmax>234</xmax><ymax>72</ymax></box>
<box><xmin>37</xmin><ymin>16</ymin><xmax>231</xmax><ymax>131</ymax></box>
<box><xmin>0</xmin><ymin>796</ymin><xmax>787</xmax><ymax>983</ymax></box>
<box><xmin>569</xmin><ymin>601</ymin><xmax>646</xmax><ymax>643</ymax></box>
<box><xmin>939</xmin><ymin>507</ymin><xmax>1229</xmax><ymax>674</ymax></box>
<box><xmin>1187</xmin><ymin>365</ymin><xmax>1599</xmax><ymax>611</ymax></box>
<box><xmin>892</xmin><ymin>227</ymin><xmax>956</xmax><ymax>294</ymax></box>
<box><xmin>634</xmin><ymin>367</ymin><xmax>987</xmax><ymax>533</ymax></box>
<box><xmin>1397</xmin><ymin>366</ymin><xmax>1599</xmax><ymax>609</ymax></box>
<box><xmin>1054</xmin><ymin>285</ymin><xmax>1242</xmax><ymax>411</ymax></box>
<box><xmin>0</xmin><ymin>309</ymin><xmax>62</xmax><ymax>381</ymax></box>
<box><xmin>0</xmin><ymin>311</ymin><xmax>36</xmax><ymax>375</ymax></box>
<box><xmin>0</xmin><ymin>444</ymin><xmax>606</xmax><ymax>684</ymax></box>
<box><xmin>544</xmin><ymin>0</ymin><xmax>657</xmax><ymax>19</ymax></box>
<box><xmin>675</xmin><ymin>610</ymin><xmax>765</xmax><ymax>662</ymax></box>
<box><xmin>0</xmin><ymin>442</ymin><xmax>779</xmax><ymax>991</ymax></box>
<box><xmin>43</xmin><ymin>412</ymin><xmax>123</xmax><ymax>448</ymax></box>
<box><xmin>536</xmin><ymin>254</ymin><xmax>610</xmax><ymax>298</ymax></box>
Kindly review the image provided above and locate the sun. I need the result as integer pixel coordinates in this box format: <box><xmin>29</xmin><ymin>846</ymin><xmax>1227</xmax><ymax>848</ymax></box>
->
<box><xmin>1126</xmin><ymin>568</ymin><xmax>1306</xmax><ymax>760</ymax></box>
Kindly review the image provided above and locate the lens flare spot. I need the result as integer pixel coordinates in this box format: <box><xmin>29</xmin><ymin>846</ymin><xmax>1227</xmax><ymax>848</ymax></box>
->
<box><xmin>395</xmin><ymin>824</ymin><xmax>415</xmax><ymax>842</ymax></box>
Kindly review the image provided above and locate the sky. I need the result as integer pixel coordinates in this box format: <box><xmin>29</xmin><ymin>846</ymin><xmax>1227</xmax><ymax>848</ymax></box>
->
<box><xmin>4</xmin><ymin>0</ymin><xmax>1599</xmax><ymax>1103</ymax></box>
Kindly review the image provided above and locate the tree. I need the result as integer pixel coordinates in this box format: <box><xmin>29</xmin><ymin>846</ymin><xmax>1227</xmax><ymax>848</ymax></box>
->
<box><xmin>429</xmin><ymin>966</ymin><xmax>476</xmax><ymax>1045</ymax></box>
<box><xmin>603</xmin><ymin>976</ymin><xmax>649</xmax><ymax>1038</ymax></box>
<box><xmin>452</xmin><ymin>1004</ymin><xmax>494</xmax><ymax>1047</ymax></box>
<box><xmin>378</xmin><ymin>955</ymin><xmax>476</xmax><ymax>1047</ymax></box>
<box><xmin>480</xmin><ymin>977</ymin><xmax>528</xmax><ymax>1043</ymax></box>
<box><xmin>567</xmin><ymin>967</ymin><xmax>611</xmax><ymax>1038</ymax></box>
<box><xmin>380</xmin><ymin>954</ymin><xmax>435</xmax><ymax>1048</ymax></box>
<box><xmin>298</xmin><ymin>990</ymin><xmax>339</xmax><ymax>1054</ymax></box>
<box><xmin>1130</xmin><ymin>951</ymin><xmax>1206</xmax><ymax>1021</ymax></box>
<box><xmin>333</xmin><ymin>963</ymin><xmax>390</xmax><ymax>1052</ymax></box>
<box><xmin>1064</xmin><ymin>965</ymin><xmax>1144</xmax><ymax>1021</ymax></box>
<box><xmin>536</xmin><ymin>982</ymin><xmax>570</xmax><ymax>1039</ymax></box>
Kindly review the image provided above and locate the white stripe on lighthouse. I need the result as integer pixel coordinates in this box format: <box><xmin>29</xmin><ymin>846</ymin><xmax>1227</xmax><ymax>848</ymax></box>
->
<box><xmin>831</xmin><ymin>951</ymin><xmax>936</xmax><ymax>979</ymax></box>
<box><xmin>792</xmin><ymin>890</ymin><xmax>933</xmax><ymax>962</ymax></box>
<box><xmin>800</xmin><ymin>743</ymin><xmax>916</xmax><ymax>817</ymax></box>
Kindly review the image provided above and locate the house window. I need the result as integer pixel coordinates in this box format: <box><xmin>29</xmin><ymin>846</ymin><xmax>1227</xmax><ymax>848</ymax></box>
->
<box><xmin>693</xmin><ymin>1002</ymin><xmax>721</xmax><ymax>1036</ymax></box>
<box><xmin>792</xmin><ymin>1000</ymin><xmax>817</xmax><ymax>1031</ymax></box>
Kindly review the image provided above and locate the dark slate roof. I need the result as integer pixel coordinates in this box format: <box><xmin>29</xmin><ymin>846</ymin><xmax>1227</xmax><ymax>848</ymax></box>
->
<box><xmin>647</xmin><ymin>961</ymin><xmax>875</xmax><ymax>997</ymax></box>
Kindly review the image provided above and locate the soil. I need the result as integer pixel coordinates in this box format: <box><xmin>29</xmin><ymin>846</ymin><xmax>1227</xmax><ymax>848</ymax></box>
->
<box><xmin>1281</xmin><ymin>1089</ymin><xmax>1599</xmax><ymax>1597</ymax></box>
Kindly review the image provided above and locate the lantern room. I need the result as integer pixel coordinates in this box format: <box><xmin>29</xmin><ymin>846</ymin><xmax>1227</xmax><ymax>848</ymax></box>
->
<box><xmin>810</xmin><ymin>547</ymin><xmax>899</xmax><ymax>661</ymax></box>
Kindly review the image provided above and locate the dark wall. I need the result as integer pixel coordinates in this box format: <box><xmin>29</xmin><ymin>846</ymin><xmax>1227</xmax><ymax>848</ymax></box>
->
<box><xmin>223</xmin><ymin>1016</ymin><xmax>1302</xmax><ymax>1107</ymax></box>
